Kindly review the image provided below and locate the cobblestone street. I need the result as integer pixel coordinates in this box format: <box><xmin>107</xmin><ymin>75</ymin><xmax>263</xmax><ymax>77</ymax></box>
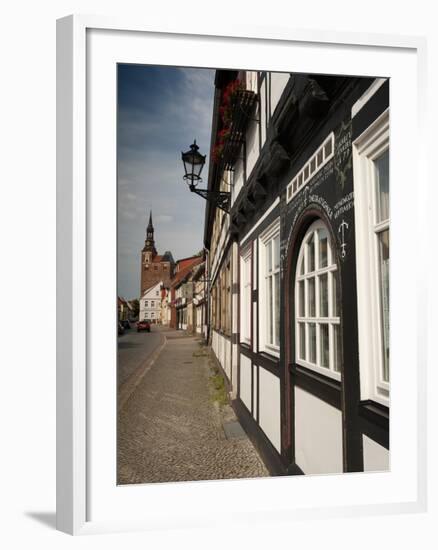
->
<box><xmin>117</xmin><ymin>329</ymin><xmax>268</xmax><ymax>484</ymax></box>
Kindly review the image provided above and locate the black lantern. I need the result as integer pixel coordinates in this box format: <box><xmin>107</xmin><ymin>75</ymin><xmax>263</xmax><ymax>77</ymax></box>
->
<box><xmin>181</xmin><ymin>140</ymin><xmax>230</xmax><ymax>213</ymax></box>
<box><xmin>181</xmin><ymin>140</ymin><xmax>206</xmax><ymax>189</ymax></box>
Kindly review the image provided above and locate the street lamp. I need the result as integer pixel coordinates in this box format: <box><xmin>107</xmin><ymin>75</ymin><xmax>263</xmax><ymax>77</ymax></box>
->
<box><xmin>182</xmin><ymin>140</ymin><xmax>206</xmax><ymax>190</ymax></box>
<box><xmin>181</xmin><ymin>140</ymin><xmax>231</xmax><ymax>213</ymax></box>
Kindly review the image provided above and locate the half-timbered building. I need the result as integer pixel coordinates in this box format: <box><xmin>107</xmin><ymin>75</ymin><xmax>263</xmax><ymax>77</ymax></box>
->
<box><xmin>204</xmin><ymin>70</ymin><xmax>389</xmax><ymax>475</ymax></box>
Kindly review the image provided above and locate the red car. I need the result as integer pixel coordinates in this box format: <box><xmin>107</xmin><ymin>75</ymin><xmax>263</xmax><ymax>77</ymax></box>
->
<box><xmin>137</xmin><ymin>320</ymin><xmax>151</xmax><ymax>333</ymax></box>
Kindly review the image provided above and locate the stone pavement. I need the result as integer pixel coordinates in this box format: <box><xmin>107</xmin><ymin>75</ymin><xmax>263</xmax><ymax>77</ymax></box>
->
<box><xmin>117</xmin><ymin>329</ymin><xmax>269</xmax><ymax>484</ymax></box>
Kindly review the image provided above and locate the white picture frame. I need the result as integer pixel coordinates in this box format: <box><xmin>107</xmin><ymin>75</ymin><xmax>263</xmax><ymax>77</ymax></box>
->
<box><xmin>56</xmin><ymin>15</ymin><xmax>428</xmax><ymax>535</ymax></box>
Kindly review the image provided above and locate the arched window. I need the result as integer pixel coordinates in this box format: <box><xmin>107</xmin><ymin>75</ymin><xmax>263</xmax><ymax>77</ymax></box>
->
<box><xmin>295</xmin><ymin>219</ymin><xmax>341</xmax><ymax>380</ymax></box>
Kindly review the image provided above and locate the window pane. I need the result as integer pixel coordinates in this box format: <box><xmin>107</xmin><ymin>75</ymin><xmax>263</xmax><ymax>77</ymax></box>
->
<box><xmin>379</xmin><ymin>229</ymin><xmax>390</xmax><ymax>382</ymax></box>
<box><xmin>268</xmin><ymin>276</ymin><xmax>273</xmax><ymax>344</ymax></box>
<box><xmin>299</xmin><ymin>254</ymin><xmax>305</xmax><ymax>275</ymax></box>
<box><xmin>319</xmin><ymin>323</ymin><xmax>329</xmax><ymax>367</ymax></box>
<box><xmin>308</xmin><ymin>323</ymin><xmax>316</xmax><ymax>363</ymax></box>
<box><xmin>298</xmin><ymin>280</ymin><xmax>305</xmax><ymax>317</ymax></box>
<box><xmin>331</xmin><ymin>271</ymin><xmax>338</xmax><ymax>317</ymax></box>
<box><xmin>324</xmin><ymin>138</ymin><xmax>332</xmax><ymax>158</ymax></box>
<box><xmin>333</xmin><ymin>324</ymin><xmax>341</xmax><ymax>372</ymax></box>
<box><xmin>307</xmin><ymin>277</ymin><xmax>315</xmax><ymax>317</ymax></box>
<box><xmin>375</xmin><ymin>149</ymin><xmax>389</xmax><ymax>223</ymax></box>
<box><xmin>318</xmin><ymin>228</ymin><xmax>328</xmax><ymax>268</ymax></box>
<box><xmin>274</xmin><ymin>235</ymin><xmax>280</xmax><ymax>270</ymax></box>
<box><xmin>274</xmin><ymin>272</ymin><xmax>280</xmax><ymax>346</ymax></box>
<box><xmin>299</xmin><ymin>323</ymin><xmax>306</xmax><ymax>360</ymax></box>
<box><xmin>307</xmin><ymin>233</ymin><xmax>315</xmax><ymax>272</ymax></box>
<box><xmin>266</xmin><ymin>240</ymin><xmax>272</xmax><ymax>273</ymax></box>
<box><xmin>319</xmin><ymin>273</ymin><xmax>328</xmax><ymax>317</ymax></box>
<box><xmin>317</xmin><ymin>148</ymin><xmax>323</xmax><ymax>166</ymax></box>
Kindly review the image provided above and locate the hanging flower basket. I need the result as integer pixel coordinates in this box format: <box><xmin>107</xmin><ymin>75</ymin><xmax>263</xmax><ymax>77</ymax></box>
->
<box><xmin>212</xmin><ymin>78</ymin><xmax>256</xmax><ymax>166</ymax></box>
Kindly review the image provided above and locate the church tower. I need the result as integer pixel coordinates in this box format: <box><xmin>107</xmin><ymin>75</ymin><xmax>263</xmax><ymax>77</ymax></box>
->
<box><xmin>140</xmin><ymin>210</ymin><xmax>174</xmax><ymax>297</ymax></box>
<box><xmin>142</xmin><ymin>210</ymin><xmax>157</xmax><ymax>264</ymax></box>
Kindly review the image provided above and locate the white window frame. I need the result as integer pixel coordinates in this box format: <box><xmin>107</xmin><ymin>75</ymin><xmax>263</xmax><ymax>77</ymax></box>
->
<box><xmin>240</xmin><ymin>244</ymin><xmax>252</xmax><ymax>345</ymax></box>
<box><xmin>286</xmin><ymin>133</ymin><xmax>335</xmax><ymax>203</ymax></box>
<box><xmin>295</xmin><ymin>219</ymin><xmax>341</xmax><ymax>381</ymax></box>
<box><xmin>259</xmin><ymin>218</ymin><xmax>280</xmax><ymax>357</ymax></box>
<box><xmin>353</xmin><ymin>108</ymin><xmax>390</xmax><ymax>406</ymax></box>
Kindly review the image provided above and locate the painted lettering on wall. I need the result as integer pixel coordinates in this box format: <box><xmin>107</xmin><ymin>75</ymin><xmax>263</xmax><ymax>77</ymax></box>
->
<box><xmin>334</xmin><ymin>120</ymin><xmax>352</xmax><ymax>189</ymax></box>
<box><xmin>334</xmin><ymin>191</ymin><xmax>354</xmax><ymax>219</ymax></box>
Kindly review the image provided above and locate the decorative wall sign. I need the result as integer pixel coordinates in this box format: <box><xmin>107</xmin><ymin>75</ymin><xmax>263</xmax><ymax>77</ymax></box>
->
<box><xmin>337</xmin><ymin>218</ymin><xmax>349</xmax><ymax>259</ymax></box>
<box><xmin>334</xmin><ymin>120</ymin><xmax>352</xmax><ymax>189</ymax></box>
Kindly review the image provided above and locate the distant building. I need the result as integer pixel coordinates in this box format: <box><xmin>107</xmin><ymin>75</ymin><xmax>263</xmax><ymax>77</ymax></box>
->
<box><xmin>169</xmin><ymin>255</ymin><xmax>203</xmax><ymax>330</ymax></box>
<box><xmin>139</xmin><ymin>281</ymin><xmax>163</xmax><ymax>323</ymax></box>
<box><xmin>117</xmin><ymin>296</ymin><xmax>129</xmax><ymax>321</ymax></box>
<box><xmin>140</xmin><ymin>211</ymin><xmax>174</xmax><ymax>296</ymax></box>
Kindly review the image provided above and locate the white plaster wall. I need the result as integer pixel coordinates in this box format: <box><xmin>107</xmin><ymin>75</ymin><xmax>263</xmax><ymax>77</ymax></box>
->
<box><xmin>212</xmin><ymin>330</ymin><xmax>218</xmax><ymax>356</ymax></box>
<box><xmin>295</xmin><ymin>387</ymin><xmax>343</xmax><ymax>474</ymax></box>
<box><xmin>270</xmin><ymin>72</ymin><xmax>290</xmax><ymax>115</ymax></box>
<box><xmin>252</xmin><ymin>366</ymin><xmax>258</xmax><ymax>421</ymax></box>
<box><xmin>363</xmin><ymin>435</ymin><xmax>390</xmax><ymax>472</ymax></box>
<box><xmin>223</xmin><ymin>337</ymin><xmax>231</xmax><ymax>380</ymax></box>
<box><xmin>246</xmin><ymin>119</ymin><xmax>259</xmax><ymax>179</ymax></box>
<box><xmin>239</xmin><ymin>354</ymin><xmax>252</xmax><ymax>412</ymax></box>
<box><xmin>232</xmin><ymin>157</ymin><xmax>244</xmax><ymax>205</ymax></box>
<box><xmin>258</xmin><ymin>367</ymin><xmax>281</xmax><ymax>452</ymax></box>
<box><xmin>259</xmin><ymin>78</ymin><xmax>267</xmax><ymax>149</ymax></box>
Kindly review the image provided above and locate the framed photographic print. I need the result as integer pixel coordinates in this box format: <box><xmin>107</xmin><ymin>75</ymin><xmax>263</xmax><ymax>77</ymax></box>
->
<box><xmin>56</xmin><ymin>15</ymin><xmax>427</xmax><ymax>535</ymax></box>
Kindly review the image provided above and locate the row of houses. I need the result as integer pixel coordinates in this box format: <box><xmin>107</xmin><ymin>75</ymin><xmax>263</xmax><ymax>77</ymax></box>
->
<box><xmin>137</xmin><ymin>218</ymin><xmax>208</xmax><ymax>336</ymax></box>
<box><xmin>117</xmin><ymin>296</ymin><xmax>138</xmax><ymax>322</ymax></box>
<box><xmin>200</xmin><ymin>70</ymin><xmax>390</xmax><ymax>477</ymax></box>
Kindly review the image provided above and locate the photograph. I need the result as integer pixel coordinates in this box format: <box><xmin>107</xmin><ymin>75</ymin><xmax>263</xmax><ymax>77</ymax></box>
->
<box><xmin>116</xmin><ymin>64</ymin><xmax>390</xmax><ymax>485</ymax></box>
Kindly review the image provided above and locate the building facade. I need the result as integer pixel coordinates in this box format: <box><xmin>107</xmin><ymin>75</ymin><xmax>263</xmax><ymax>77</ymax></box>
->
<box><xmin>204</xmin><ymin>70</ymin><xmax>389</xmax><ymax>476</ymax></box>
<box><xmin>139</xmin><ymin>281</ymin><xmax>163</xmax><ymax>323</ymax></box>
<box><xmin>140</xmin><ymin>211</ymin><xmax>175</xmax><ymax>296</ymax></box>
<box><xmin>169</xmin><ymin>255</ymin><xmax>203</xmax><ymax>330</ymax></box>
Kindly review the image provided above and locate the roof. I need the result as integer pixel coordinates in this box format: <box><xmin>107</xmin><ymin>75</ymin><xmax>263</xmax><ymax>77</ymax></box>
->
<box><xmin>141</xmin><ymin>281</ymin><xmax>163</xmax><ymax>297</ymax></box>
<box><xmin>171</xmin><ymin>256</ymin><xmax>203</xmax><ymax>288</ymax></box>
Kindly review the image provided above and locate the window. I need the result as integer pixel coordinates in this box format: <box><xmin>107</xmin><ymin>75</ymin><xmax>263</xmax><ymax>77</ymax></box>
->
<box><xmin>151</xmin><ymin>301</ymin><xmax>155</xmax><ymax>307</ymax></box>
<box><xmin>240</xmin><ymin>245</ymin><xmax>252</xmax><ymax>344</ymax></box>
<box><xmin>144</xmin><ymin>301</ymin><xmax>148</xmax><ymax>307</ymax></box>
<box><xmin>259</xmin><ymin>219</ymin><xmax>280</xmax><ymax>355</ymax></box>
<box><xmin>353</xmin><ymin>109</ymin><xmax>389</xmax><ymax>405</ymax></box>
<box><xmin>286</xmin><ymin>133</ymin><xmax>335</xmax><ymax>203</ymax></box>
<box><xmin>295</xmin><ymin>219</ymin><xmax>340</xmax><ymax>380</ymax></box>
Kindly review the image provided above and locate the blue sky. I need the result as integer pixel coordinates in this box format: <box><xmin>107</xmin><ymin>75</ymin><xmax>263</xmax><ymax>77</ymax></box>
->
<box><xmin>117</xmin><ymin>65</ymin><xmax>215</xmax><ymax>299</ymax></box>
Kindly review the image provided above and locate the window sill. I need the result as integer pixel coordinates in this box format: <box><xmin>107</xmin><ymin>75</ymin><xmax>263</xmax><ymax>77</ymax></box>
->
<box><xmin>296</xmin><ymin>359</ymin><xmax>341</xmax><ymax>382</ymax></box>
<box><xmin>260</xmin><ymin>346</ymin><xmax>280</xmax><ymax>360</ymax></box>
<box><xmin>359</xmin><ymin>399</ymin><xmax>389</xmax><ymax>431</ymax></box>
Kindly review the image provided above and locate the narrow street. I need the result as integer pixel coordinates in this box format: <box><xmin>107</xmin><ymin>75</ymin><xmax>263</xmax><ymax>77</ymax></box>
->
<box><xmin>117</xmin><ymin>324</ymin><xmax>164</xmax><ymax>388</ymax></box>
<box><xmin>117</xmin><ymin>329</ymin><xmax>268</xmax><ymax>484</ymax></box>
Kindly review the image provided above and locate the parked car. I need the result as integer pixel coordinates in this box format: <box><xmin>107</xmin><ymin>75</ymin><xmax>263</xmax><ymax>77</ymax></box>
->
<box><xmin>118</xmin><ymin>322</ymin><xmax>125</xmax><ymax>336</ymax></box>
<box><xmin>121</xmin><ymin>319</ymin><xmax>131</xmax><ymax>329</ymax></box>
<box><xmin>137</xmin><ymin>320</ymin><xmax>151</xmax><ymax>333</ymax></box>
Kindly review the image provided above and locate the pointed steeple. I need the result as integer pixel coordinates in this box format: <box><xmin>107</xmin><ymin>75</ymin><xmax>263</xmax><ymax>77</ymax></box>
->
<box><xmin>147</xmin><ymin>210</ymin><xmax>153</xmax><ymax>232</ymax></box>
<box><xmin>143</xmin><ymin>209</ymin><xmax>157</xmax><ymax>256</ymax></box>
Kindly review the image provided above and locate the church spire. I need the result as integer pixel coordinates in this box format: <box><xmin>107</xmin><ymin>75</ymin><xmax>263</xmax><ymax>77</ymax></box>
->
<box><xmin>143</xmin><ymin>209</ymin><xmax>157</xmax><ymax>256</ymax></box>
<box><xmin>147</xmin><ymin>210</ymin><xmax>153</xmax><ymax>232</ymax></box>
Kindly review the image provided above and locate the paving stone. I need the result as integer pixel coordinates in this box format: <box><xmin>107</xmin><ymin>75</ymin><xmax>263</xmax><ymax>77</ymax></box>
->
<box><xmin>117</xmin><ymin>329</ymin><xmax>269</xmax><ymax>484</ymax></box>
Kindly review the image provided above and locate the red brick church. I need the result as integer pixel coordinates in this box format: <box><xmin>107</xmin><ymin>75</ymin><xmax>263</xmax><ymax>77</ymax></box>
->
<box><xmin>140</xmin><ymin>211</ymin><xmax>174</xmax><ymax>295</ymax></box>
